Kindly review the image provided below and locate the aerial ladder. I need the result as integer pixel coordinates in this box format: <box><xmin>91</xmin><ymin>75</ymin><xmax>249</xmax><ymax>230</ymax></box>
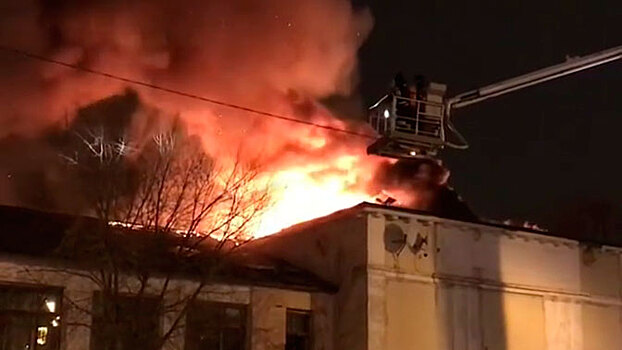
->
<box><xmin>367</xmin><ymin>45</ymin><xmax>622</xmax><ymax>160</ymax></box>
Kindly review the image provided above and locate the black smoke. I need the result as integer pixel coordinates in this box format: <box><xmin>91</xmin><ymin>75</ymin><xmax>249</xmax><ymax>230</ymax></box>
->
<box><xmin>371</xmin><ymin>158</ymin><xmax>477</xmax><ymax>221</ymax></box>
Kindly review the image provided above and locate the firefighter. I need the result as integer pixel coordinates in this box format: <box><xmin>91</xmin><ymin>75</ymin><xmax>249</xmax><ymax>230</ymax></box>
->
<box><xmin>414</xmin><ymin>74</ymin><xmax>428</xmax><ymax>101</ymax></box>
<box><xmin>393</xmin><ymin>72</ymin><xmax>409</xmax><ymax>97</ymax></box>
<box><xmin>412</xmin><ymin>74</ymin><xmax>428</xmax><ymax>116</ymax></box>
<box><xmin>393</xmin><ymin>72</ymin><xmax>410</xmax><ymax>116</ymax></box>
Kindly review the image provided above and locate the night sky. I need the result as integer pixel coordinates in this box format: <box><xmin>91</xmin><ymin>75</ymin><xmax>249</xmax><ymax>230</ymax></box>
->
<box><xmin>355</xmin><ymin>0</ymin><xmax>622</xmax><ymax>238</ymax></box>
<box><xmin>0</xmin><ymin>0</ymin><xmax>619</xmax><ymax>240</ymax></box>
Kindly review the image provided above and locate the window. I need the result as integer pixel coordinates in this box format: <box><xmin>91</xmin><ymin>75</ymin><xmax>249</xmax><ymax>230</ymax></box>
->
<box><xmin>0</xmin><ymin>284</ymin><xmax>62</xmax><ymax>350</ymax></box>
<box><xmin>184</xmin><ymin>302</ymin><xmax>247</xmax><ymax>350</ymax></box>
<box><xmin>285</xmin><ymin>310</ymin><xmax>311</xmax><ymax>350</ymax></box>
<box><xmin>90</xmin><ymin>293</ymin><xmax>160</xmax><ymax>350</ymax></box>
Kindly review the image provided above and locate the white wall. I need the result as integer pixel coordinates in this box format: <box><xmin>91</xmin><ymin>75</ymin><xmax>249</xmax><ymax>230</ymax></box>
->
<box><xmin>0</xmin><ymin>256</ymin><xmax>313</xmax><ymax>350</ymax></box>
<box><xmin>203</xmin><ymin>205</ymin><xmax>622</xmax><ymax>350</ymax></box>
<box><xmin>364</xmin><ymin>208</ymin><xmax>622</xmax><ymax>350</ymax></box>
<box><xmin>251</xmin><ymin>213</ymin><xmax>369</xmax><ymax>350</ymax></box>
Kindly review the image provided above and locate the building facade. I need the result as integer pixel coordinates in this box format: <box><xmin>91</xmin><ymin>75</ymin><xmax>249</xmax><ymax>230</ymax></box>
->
<box><xmin>0</xmin><ymin>257</ymin><xmax>321</xmax><ymax>350</ymax></box>
<box><xmin>0</xmin><ymin>206</ymin><xmax>328</xmax><ymax>350</ymax></box>
<box><xmin>1</xmin><ymin>203</ymin><xmax>622</xmax><ymax>350</ymax></box>
<box><xmin>253</xmin><ymin>203</ymin><xmax>622</xmax><ymax>350</ymax></box>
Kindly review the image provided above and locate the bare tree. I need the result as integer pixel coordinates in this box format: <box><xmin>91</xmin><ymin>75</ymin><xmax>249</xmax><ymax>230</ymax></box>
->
<box><xmin>31</xmin><ymin>122</ymin><xmax>270</xmax><ymax>350</ymax></box>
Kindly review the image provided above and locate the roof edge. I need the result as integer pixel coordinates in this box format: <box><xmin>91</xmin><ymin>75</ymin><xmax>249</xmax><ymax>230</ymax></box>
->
<box><xmin>259</xmin><ymin>202</ymin><xmax>622</xmax><ymax>250</ymax></box>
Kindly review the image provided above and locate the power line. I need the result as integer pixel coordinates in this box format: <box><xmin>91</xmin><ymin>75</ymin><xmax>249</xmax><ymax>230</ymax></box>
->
<box><xmin>0</xmin><ymin>45</ymin><xmax>376</xmax><ymax>139</ymax></box>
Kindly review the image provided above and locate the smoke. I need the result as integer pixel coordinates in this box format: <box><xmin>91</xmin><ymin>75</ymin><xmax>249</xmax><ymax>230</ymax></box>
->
<box><xmin>0</xmin><ymin>90</ymin><xmax>161</xmax><ymax>211</ymax></box>
<box><xmin>0</xmin><ymin>0</ymin><xmax>475</xmax><ymax>230</ymax></box>
<box><xmin>371</xmin><ymin>158</ymin><xmax>449</xmax><ymax>208</ymax></box>
<box><xmin>369</xmin><ymin>158</ymin><xmax>476</xmax><ymax>221</ymax></box>
<box><xmin>0</xmin><ymin>0</ymin><xmax>372</xmax><ymax>137</ymax></box>
<box><xmin>0</xmin><ymin>0</ymin><xmax>380</xmax><ymax>222</ymax></box>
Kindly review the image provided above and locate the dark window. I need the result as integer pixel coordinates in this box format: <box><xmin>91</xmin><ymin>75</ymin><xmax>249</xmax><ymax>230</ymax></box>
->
<box><xmin>90</xmin><ymin>293</ymin><xmax>160</xmax><ymax>350</ymax></box>
<box><xmin>184</xmin><ymin>302</ymin><xmax>247</xmax><ymax>350</ymax></box>
<box><xmin>285</xmin><ymin>310</ymin><xmax>311</xmax><ymax>350</ymax></box>
<box><xmin>0</xmin><ymin>284</ymin><xmax>62</xmax><ymax>350</ymax></box>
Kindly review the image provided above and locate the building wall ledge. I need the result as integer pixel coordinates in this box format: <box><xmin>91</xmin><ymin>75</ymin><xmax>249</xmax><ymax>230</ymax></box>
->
<box><xmin>367</xmin><ymin>266</ymin><xmax>622</xmax><ymax>307</ymax></box>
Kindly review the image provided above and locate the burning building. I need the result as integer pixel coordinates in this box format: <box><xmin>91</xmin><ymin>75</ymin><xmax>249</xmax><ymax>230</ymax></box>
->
<box><xmin>1</xmin><ymin>202</ymin><xmax>621</xmax><ymax>350</ymax></box>
<box><xmin>1</xmin><ymin>1</ymin><xmax>621</xmax><ymax>349</ymax></box>
<box><xmin>0</xmin><ymin>0</ymin><xmax>478</xmax><ymax>237</ymax></box>
<box><xmin>249</xmin><ymin>203</ymin><xmax>622</xmax><ymax>350</ymax></box>
<box><xmin>0</xmin><ymin>205</ymin><xmax>334</xmax><ymax>350</ymax></box>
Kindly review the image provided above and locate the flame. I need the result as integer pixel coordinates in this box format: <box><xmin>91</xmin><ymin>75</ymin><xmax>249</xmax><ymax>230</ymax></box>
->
<box><xmin>113</xmin><ymin>110</ymin><xmax>388</xmax><ymax>238</ymax></box>
<box><xmin>254</xmin><ymin>155</ymin><xmax>377</xmax><ymax>237</ymax></box>
<box><xmin>112</xmin><ymin>123</ymin><xmax>385</xmax><ymax>238</ymax></box>
<box><xmin>172</xmin><ymin>101</ymin><xmax>391</xmax><ymax>238</ymax></box>
<box><xmin>0</xmin><ymin>0</ymin><xmax>423</xmax><ymax>237</ymax></box>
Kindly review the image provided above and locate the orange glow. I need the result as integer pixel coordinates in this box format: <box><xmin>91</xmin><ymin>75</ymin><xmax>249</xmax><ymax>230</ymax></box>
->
<box><xmin>1</xmin><ymin>0</ymin><xmax>421</xmax><ymax>238</ymax></box>
<box><xmin>173</xmin><ymin>103</ymin><xmax>396</xmax><ymax>238</ymax></box>
<box><xmin>254</xmin><ymin>155</ymin><xmax>377</xmax><ymax>237</ymax></box>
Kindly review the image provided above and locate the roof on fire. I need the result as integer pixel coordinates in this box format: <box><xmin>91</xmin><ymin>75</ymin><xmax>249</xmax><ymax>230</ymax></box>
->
<box><xmin>252</xmin><ymin>202</ymin><xmax>622</xmax><ymax>249</ymax></box>
<box><xmin>0</xmin><ymin>204</ymin><xmax>336</xmax><ymax>293</ymax></box>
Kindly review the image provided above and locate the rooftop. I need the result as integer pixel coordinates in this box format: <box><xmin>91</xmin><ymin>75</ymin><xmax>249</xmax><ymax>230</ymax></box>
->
<box><xmin>0</xmin><ymin>205</ymin><xmax>336</xmax><ymax>293</ymax></box>
<box><xmin>254</xmin><ymin>202</ymin><xmax>621</xmax><ymax>249</ymax></box>
<box><xmin>1</xmin><ymin>202</ymin><xmax>618</xmax><ymax>293</ymax></box>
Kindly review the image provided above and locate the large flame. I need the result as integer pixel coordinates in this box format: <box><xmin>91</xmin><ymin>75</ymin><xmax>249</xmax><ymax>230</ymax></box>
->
<box><xmin>179</xmin><ymin>102</ymin><xmax>388</xmax><ymax>237</ymax></box>
<box><xmin>254</xmin><ymin>155</ymin><xmax>377</xmax><ymax>237</ymax></box>
<box><xmin>0</xmin><ymin>0</ymin><xmax>426</xmax><ymax>237</ymax></box>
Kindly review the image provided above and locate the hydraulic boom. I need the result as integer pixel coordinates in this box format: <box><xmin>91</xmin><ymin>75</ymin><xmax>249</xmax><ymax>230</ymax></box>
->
<box><xmin>367</xmin><ymin>45</ymin><xmax>622</xmax><ymax>160</ymax></box>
